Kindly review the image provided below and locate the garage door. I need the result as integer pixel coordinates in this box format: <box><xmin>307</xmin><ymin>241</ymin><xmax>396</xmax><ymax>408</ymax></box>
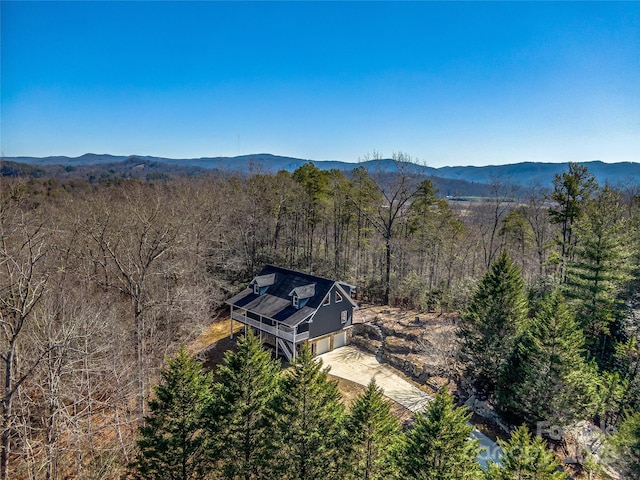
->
<box><xmin>333</xmin><ymin>331</ymin><xmax>347</xmax><ymax>349</ymax></box>
<box><xmin>316</xmin><ymin>337</ymin><xmax>331</xmax><ymax>355</ymax></box>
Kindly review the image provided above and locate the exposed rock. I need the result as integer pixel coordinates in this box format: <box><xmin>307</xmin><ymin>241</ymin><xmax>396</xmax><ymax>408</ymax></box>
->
<box><xmin>382</xmin><ymin>352</ymin><xmax>429</xmax><ymax>380</ymax></box>
<box><xmin>384</xmin><ymin>335</ymin><xmax>415</xmax><ymax>354</ymax></box>
<box><xmin>350</xmin><ymin>335</ymin><xmax>381</xmax><ymax>355</ymax></box>
<box><xmin>353</xmin><ymin>322</ymin><xmax>384</xmax><ymax>341</ymax></box>
<box><xmin>352</xmin><ymin>305</ymin><xmax>460</xmax><ymax>385</ymax></box>
<box><xmin>563</xmin><ymin>420</ymin><xmax>622</xmax><ymax>479</ymax></box>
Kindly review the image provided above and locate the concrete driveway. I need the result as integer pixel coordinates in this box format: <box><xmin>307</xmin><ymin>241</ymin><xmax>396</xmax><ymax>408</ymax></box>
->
<box><xmin>319</xmin><ymin>346</ymin><xmax>502</xmax><ymax>467</ymax></box>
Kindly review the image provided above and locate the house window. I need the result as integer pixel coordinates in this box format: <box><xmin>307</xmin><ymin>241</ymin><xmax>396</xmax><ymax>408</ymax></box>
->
<box><xmin>292</xmin><ymin>295</ymin><xmax>299</xmax><ymax>308</ymax></box>
<box><xmin>253</xmin><ymin>283</ymin><xmax>259</xmax><ymax>294</ymax></box>
<box><xmin>322</xmin><ymin>295</ymin><xmax>330</xmax><ymax>306</ymax></box>
<box><xmin>340</xmin><ymin>310</ymin><xmax>348</xmax><ymax>324</ymax></box>
<box><xmin>335</xmin><ymin>291</ymin><xmax>343</xmax><ymax>303</ymax></box>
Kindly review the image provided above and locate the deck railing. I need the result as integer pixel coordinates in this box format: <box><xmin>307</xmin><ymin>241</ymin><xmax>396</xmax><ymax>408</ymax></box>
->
<box><xmin>231</xmin><ymin>311</ymin><xmax>309</xmax><ymax>343</ymax></box>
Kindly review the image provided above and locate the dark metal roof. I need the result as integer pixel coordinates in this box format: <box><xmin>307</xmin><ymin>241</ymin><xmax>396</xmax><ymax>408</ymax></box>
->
<box><xmin>225</xmin><ymin>265</ymin><xmax>355</xmax><ymax>327</ymax></box>
<box><xmin>226</xmin><ymin>288</ymin><xmax>315</xmax><ymax>327</ymax></box>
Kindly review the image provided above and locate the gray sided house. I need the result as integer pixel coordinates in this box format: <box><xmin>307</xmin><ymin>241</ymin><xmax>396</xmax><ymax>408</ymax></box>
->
<box><xmin>225</xmin><ymin>265</ymin><xmax>357</xmax><ymax>361</ymax></box>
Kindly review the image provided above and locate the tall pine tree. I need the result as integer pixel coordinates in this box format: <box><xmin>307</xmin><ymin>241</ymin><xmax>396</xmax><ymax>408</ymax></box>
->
<box><xmin>459</xmin><ymin>250</ymin><xmax>529</xmax><ymax>394</ymax></box>
<box><xmin>497</xmin><ymin>289</ymin><xmax>586</xmax><ymax>426</ymax></box>
<box><xmin>274</xmin><ymin>346</ymin><xmax>346</xmax><ymax>480</ymax></box>
<box><xmin>398</xmin><ymin>388</ymin><xmax>482</xmax><ymax>480</ymax></box>
<box><xmin>208</xmin><ymin>330</ymin><xmax>280</xmax><ymax>480</ymax></box>
<box><xmin>130</xmin><ymin>346</ymin><xmax>213</xmax><ymax>480</ymax></box>
<box><xmin>549</xmin><ymin>162</ymin><xmax>597</xmax><ymax>283</ymax></box>
<box><xmin>566</xmin><ymin>183</ymin><xmax>631</xmax><ymax>362</ymax></box>
<box><xmin>485</xmin><ymin>425</ymin><xmax>568</xmax><ymax>480</ymax></box>
<box><xmin>345</xmin><ymin>379</ymin><xmax>401</xmax><ymax>480</ymax></box>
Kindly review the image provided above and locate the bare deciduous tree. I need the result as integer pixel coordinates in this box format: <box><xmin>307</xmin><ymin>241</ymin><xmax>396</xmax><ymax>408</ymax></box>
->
<box><xmin>84</xmin><ymin>184</ymin><xmax>183</xmax><ymax>422</ymax></box>
<box><xmin>0</xmin><ymin>200</ymin><xmax>48</xmax><ymax>480</ymax></box>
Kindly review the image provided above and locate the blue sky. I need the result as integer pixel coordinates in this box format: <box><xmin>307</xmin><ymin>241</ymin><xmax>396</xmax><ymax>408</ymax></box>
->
<box><xmin>1</xmin><ymin>1</ymin><xmax>638</xmax><ymax>166</ymax></box>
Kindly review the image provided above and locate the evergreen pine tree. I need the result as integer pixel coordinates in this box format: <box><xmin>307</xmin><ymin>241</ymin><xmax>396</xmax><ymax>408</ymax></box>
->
<box><xmin>485</xmin><ymin>425</ymin><xmax>568</xmax><ymax>480</ymax></box>
<box><xmin>458</xmin><ymin>250</ymin><xmax>529</xmax><ymax>394</ymax></box>
<box><xmin>208</xmin><ymin>329</ymin><xmax>280</xmax><ymax>480</ymax></box>
<box><xmin>399</xmin><ymin>388</ymin><xmax>482</xmax><ymax>480</ymax></box>
<box><xmin>609</xmin><ymin>411</ymin><xmax>640</xmax><ymax>479</ymax></box>
<box><xmin>130</xmin><ymin>346</ymin><xmax>213</xmax><ymax>480</ymax></box>
<box><xmin>275</xmin><ymin>346</ymin><xmax>346</xmax><ymax>480</ymax></box>
<box><xmin>497</xmin><ymin>289</ymin><xmax>586</xmax><ymax>426</ymax></box>
<box><xmin>566</xmin><ymin>184</ymin><xmax>631</xmax><ymax>362</ymax></box>
<box><xmin>345</xmin><ymin>379</ymin><xmax>402</xmax><ymax>480</ymax></box>
<box><xmin>549</xmin><ymin>162</ymin><xmax>597</xmax><ymax>283</ymax></box>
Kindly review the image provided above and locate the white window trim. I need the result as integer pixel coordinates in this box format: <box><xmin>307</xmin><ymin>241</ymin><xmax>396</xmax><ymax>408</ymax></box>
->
<box><xmin>292</xmin><ymin>295</ymin><xmax>299</xmax><ymax>308</ymax></box>
<box><xmin>322</xmin><ymin>295</ymin><xmax>330</xmax><ymax>306</ymax></box>
<box><xmin>335</xmin><ymin>291</ymin><xmax>343</xmax><ymax>303</ymax></box>
<box><xmin>253</xmin><ymin>283</ymin><xmax>259</xmax><ymax>294</ymax></box>
<box><xmin>340</xmin><ymin>310</ymin><xmax>348</xmax><ymax>324</ymax></box>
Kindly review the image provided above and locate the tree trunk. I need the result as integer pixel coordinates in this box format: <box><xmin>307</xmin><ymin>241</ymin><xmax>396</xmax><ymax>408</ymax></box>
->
<box><xmin>384</xmin><ymin>235</ymin><xmax>391</xmax><ymax>305</ymax></box>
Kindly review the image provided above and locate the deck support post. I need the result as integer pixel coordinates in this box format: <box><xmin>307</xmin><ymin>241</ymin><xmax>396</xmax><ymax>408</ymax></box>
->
<box><xmin>292</xmin><ymin>329</ymin><xmax>296</xmax><ymax>360</ymax></box>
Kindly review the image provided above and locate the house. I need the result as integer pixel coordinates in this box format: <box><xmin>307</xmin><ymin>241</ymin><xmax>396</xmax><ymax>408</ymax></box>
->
<box><xmin>225</xmin><ymin>265</ymin><xmax>358</xmax><ymax>361</ymax></box>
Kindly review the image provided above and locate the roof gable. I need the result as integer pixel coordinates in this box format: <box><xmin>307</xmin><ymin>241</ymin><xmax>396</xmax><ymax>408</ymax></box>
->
<box><xmin>251</xmin><ymin>273</ymin><xmax>276</xmax><ymax>287</ymax></box>
<box><xmin>289</xmin><ymin>284</ymin><xmax>316</xmax><ymax>300</ymax></box>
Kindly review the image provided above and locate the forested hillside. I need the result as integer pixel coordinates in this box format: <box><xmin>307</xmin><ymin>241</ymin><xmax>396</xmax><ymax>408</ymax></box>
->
<box><xmin>1</xmin><ymin>158</ymin><xmax>639</xmax><ymax>479</ymax></box>
<box><xmin>4</xmin><ymin>153</ymin><xmax>639</xmax><ymax>187</ymax></box>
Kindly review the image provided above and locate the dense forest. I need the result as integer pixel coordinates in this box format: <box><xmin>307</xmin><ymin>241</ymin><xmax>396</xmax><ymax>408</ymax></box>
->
<box><xmin>1</xmin><ymin>157</ymin><xmax>639</xmax><ymax>478</ymax></box>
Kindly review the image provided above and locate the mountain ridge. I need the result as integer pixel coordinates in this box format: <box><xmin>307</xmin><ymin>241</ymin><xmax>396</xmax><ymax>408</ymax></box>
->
<box><xmin>2</xmin><ymin>153</ymin><xmax>639</xmax><ymax>187</ymax></box>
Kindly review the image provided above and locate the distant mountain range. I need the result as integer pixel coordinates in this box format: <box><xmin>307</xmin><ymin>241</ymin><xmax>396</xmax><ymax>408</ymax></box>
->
<box><xmin>3</xmin><ymin>153</ymin><xmax>639</xmax><ymax>189</ymax></box>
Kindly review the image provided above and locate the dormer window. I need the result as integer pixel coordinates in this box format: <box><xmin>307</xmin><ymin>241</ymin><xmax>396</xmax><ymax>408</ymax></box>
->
<box><xmin>289</xmin><ymin>283</ymin><xmax>316</xmax><ymax>310</ymax></box>
<box><xmin>251</xmin><ymin>273</ymin><xmax>276</xmax><ymax>296</ymax></box>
